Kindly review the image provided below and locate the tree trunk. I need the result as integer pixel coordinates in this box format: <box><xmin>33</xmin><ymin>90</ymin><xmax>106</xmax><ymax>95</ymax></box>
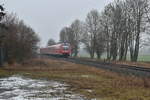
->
<box><xmin>123</xmin><ymin>39</ymin><xmax>128</xmax><ymax>61</ymax></box>
<box><xmin>119</xmin><ymin>38</ymin><xmax>125</xmax><ymax>61</ymax></box>
<box><xmin>133</xmin><ymin>31</ymin><xmax>140</xmax><ymax>62</ymax></box>
<box><xmin>96</xmin><ymin>49</ymin><xmax>101</xmax><ymax>59</ymax></box>
<box><xmin>106</xmin><ymin>41</ymin><xmax>111</xmax><ymax>60</ymax></box>
<box><xmin>74</xmin><ymin>45</ymin><xmax>78</xmax><ymax>57</ymax></box>
<box><xmin>90</xmin><ymin>48</ymin><xmax>95</xmax><ymax>59</ymax></box>
<box><xmin>132</xmin><ymin>14</ymin><xmax>141</xmax><ymax>62</ymax></box>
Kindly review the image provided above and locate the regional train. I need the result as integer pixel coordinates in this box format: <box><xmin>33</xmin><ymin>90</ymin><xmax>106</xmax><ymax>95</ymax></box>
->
<box><xmin>40</xmin><ymin>43</ymin><xmax>71</xmax><ymax>58</ymax></box>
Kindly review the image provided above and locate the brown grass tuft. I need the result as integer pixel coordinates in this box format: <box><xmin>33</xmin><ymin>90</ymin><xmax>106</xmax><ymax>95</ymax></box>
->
<box><xmin>143</xmin><ymin>78</ymin><xmax>150</xmax><ymax>88</ymax></box>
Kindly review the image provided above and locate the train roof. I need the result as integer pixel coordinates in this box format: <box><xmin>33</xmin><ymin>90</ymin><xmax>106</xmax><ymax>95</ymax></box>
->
<box><xmin>47</xmin><ymin>43</ymin><xmax>70</xmax><ymax>48</ymax></box>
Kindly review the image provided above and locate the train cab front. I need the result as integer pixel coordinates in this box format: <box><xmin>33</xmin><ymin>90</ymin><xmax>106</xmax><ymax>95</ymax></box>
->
<box><xmin>62</xmin><ymin>45</ymin><xmax>71</xmax><ymax>58</ymax></box>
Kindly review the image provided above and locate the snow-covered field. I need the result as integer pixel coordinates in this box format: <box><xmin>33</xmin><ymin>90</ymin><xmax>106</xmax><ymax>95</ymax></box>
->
<box><xmin>0</xmin><ymin>75</ymin><xmax>86</xmax><ymax>100</ymax></box>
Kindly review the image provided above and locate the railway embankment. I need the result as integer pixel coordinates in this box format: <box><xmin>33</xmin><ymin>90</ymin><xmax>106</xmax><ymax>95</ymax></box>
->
<box><xmin>45</xmin><ymin>56</ymin><xmax>150</xmax><ymax>77</ymax></box>
<box><xmin>0</xmin><ymin>58</ymin><xmax>150</xmax><ymax>100</ymax></box>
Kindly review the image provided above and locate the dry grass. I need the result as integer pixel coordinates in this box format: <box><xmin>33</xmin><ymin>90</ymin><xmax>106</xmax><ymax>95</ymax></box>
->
<box><xmin>112</xmin><ymin>61</ymin><xmax>150</xmax><ymax>68</ymax></box>
<box><xmin>77</xmin><ymin>57</ymin><xmax>150</xmax><ymax>68</ymax></box>
<box><xmin>1</xmin><ymin>58</ymin><xmax>150</xmax><ymax>100</ymax></box>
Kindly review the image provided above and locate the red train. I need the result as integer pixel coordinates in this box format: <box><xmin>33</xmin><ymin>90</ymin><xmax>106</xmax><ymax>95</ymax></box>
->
<box><xmin>40</xmin><ymin>43</ymin><xmax>71</xmax><ymax>57</ymax></box>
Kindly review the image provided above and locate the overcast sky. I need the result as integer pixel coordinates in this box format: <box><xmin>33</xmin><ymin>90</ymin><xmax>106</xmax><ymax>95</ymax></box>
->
<box><xmin>4</xmin><ymin>0</ymin><xmax>113</xmax><ymax>47</ymax></box>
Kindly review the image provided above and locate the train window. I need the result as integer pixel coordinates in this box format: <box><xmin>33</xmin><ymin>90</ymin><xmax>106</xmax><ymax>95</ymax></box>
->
<box><xmin>63</xmin><ymin>43</ymin><xmax>70</xmax><ymax>46</ymax></box>
<box><xmin>63</xmin><ymin>46</ymin><xmax>69</xmax><ymax>50</ymax></box>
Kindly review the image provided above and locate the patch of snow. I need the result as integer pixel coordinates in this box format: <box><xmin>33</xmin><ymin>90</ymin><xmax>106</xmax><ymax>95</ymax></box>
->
<box><xmin>81</xmin><ymin>75</ymin><xmax>90</xmax><ymax>78</ymax></box>
<box><xmin>0</xmin><ymin>75</ymin><xmax>87</xmax><ymax>100</ymax></box>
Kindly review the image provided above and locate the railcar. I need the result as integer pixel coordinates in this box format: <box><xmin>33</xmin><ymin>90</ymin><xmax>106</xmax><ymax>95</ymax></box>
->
<box><xmin>40</xmin><ymin>43</ymin><xmax>71</xmax><ymax>57</ymax></box>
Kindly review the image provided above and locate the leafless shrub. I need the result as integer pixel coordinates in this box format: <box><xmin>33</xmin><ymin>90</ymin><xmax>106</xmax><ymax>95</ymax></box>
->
<box><xmin>0</xmin><ymin>13</ymin><xmax>40</xmax><ymax>63</ymax></box>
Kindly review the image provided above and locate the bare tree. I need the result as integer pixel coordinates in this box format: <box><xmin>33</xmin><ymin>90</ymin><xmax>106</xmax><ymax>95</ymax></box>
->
<box><xmin>47</xmin><ymin>38</ymin><xmax>56</xmax><ymax>46</ymax></box>
<box><xmin>59</xmin><ymin>20</ymin><xmax>84</xmax><ymax>57</ymax></box>
<box><xmin>95</xmin><ymin>28</ymin><xmax>106</xmax><ymax>59</ymax></box>
<box><xmin>126</xmin><ymin>0</ymin><xmax>150</xmax><ymax>61</ymax></box>
<box><xmin>59</xmin><ymin>0</ymin><xmax>150</xmax><ymax>62</ymax></box>
<box><xmin>100</xmin><ymin>5</ymin><xmax>113</xmax><ymax>60</ymax></box>
<box><xmin>60</xmin><ymin>27</ymin><xmax>73</xmax><ymax>43</ymax></box>
<box><xmin>99</xmin><ymin>0</ymin><xmax>150</xmax><ymax>62</ymax></box>
<box><xmin>70</xmin><ymin>19</ymin><xmax>84</xmax><ymax>57</ymax></box>
<box><xmin>84</xmin><ymin>10</ymin><xmax>101</xmax><ymax>58</ymax></box>
<box><xmin>1</xmin><ymin>14</ymin><xmax>39</xmax><ymax>62</ymax></box>
<box><xmin>106</xmin><ymin>1</ymin><xmax>127</xmax><ymax>61</ymax></box>
<box><xmin>59</xmin><ymin>27</ymin><xmax>74</xmax><ymax>56</ymax></box>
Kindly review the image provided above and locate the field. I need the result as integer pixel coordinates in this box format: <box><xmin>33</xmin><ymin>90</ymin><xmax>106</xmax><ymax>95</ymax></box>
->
<box><xmin>137</xmin><ymin>55</ymin><xmax>150</xmax><ymax>62</ymax></box>
<box><xmin>79</xmin><ymin>52</ymin><xmax>150</xmax><ymax>62</ymax></box>
<box><xmin>0</xmin><ymin>58</ymin><xmax>150</xmax><ymax>100</ymax></box>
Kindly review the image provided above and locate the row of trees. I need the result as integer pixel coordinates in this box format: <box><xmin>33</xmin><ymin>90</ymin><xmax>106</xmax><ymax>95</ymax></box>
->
<box><xmin>0</xmin><ymin>13</ymin><xmax>39</xmax><ymax>63</ymax></box>
<box><xmin>59</xmin><ymin>0</ymin><xmax>150</xmax><ymax>62</ymax></box>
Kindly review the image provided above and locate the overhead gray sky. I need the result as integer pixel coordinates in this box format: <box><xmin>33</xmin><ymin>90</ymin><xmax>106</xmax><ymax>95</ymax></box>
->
<box><xmin>4</xmin><ymin>0</ymin><xmax>113</xmax><ymax>47</ymax></box>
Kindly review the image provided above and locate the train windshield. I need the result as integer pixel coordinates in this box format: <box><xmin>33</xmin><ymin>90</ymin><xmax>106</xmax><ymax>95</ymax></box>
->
<box><xmin>63</xmin><ymin>46</ymin><xmax>69</xmax><ymax>50</ymax></box>
<box><xmin>63</xmin><ymin>43</ymin><xmax>70</xmax><ymax>46</ymax></box>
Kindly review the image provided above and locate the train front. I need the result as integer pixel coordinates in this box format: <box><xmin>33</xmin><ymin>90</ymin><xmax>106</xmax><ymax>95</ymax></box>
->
<box><xmin>61</xmin><ymin>43</ymin><xmax>71</xmax><ymax>57</ymax></box>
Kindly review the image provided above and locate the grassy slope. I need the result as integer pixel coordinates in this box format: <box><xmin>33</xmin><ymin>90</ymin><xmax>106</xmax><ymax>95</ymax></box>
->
<box><xmin>0</xmin><ymin>59</ymin><xmax>150</xmax><ymax>100</ymax></box>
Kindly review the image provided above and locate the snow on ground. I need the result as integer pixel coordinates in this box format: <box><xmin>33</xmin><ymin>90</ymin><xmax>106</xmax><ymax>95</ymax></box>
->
<box><xmin>0</xmin><ymin>75</ymin><xmax>86</xmax><ymax>100</ymax></box>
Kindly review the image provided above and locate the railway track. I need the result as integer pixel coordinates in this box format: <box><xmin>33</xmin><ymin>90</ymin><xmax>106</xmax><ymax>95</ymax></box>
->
<box><xmin>45</xmin><ymin>55</ymin><xmax>150</xmax><ymax>77</ymax></box>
